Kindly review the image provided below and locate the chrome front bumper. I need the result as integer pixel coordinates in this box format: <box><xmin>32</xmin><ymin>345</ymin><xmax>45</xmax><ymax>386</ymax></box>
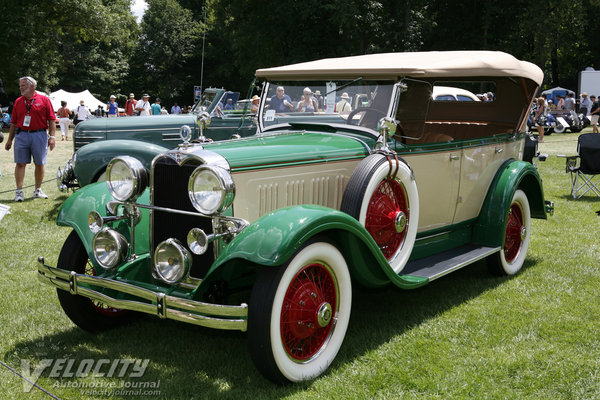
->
<box><xmin>37</xmin><ymin>257</ymin><xmax>248</xmax><ymax>331</ymax></box>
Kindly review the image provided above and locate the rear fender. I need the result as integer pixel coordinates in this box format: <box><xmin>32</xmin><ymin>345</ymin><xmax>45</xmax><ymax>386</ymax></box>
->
<box><xmin>474</xmin><ymin>159</ymin><xmax>547</xmax><ymax>247</ymax></box>
<box><xmin>74</xmin><ymin>140</ymin><xmax>169</xmax><ymax>186</ymax></box>
<box><xmin>198</xmin><ymin>205</ymin><xmax>428</xmax><ymax>295</ymax></box>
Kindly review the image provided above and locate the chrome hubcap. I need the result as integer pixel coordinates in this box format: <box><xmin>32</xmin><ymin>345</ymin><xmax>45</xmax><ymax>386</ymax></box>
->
<box><xmin>394</xmin><ymin>211</ymin><xmax>407</xmax><ymax>233</ymax></box>
<box><xmin>316</xmin><ymin>302</ymin><xmax>333</xmax><ymax>327</ymax></box>
<box><xmin>520</xmin><ymin>226</ymin><xmax>527</xmax><ymax>241</ymax></box>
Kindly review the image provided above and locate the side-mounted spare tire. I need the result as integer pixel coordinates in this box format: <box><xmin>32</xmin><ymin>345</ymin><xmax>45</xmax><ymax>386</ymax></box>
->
<box><xmin>340</xmin><ymin>153</ymin><xmax>419</xmax><ymax>273</ymax></box>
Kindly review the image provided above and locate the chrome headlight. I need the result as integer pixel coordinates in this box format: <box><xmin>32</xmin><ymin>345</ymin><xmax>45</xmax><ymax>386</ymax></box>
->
<box><xmin>92</xmin><ymin>228</ymin><xmax>128</xmax><ymax>270</ymax></box>
<box><xmin>106</xmin><ymin>156</ymin><xmax>148</xmax><ymax>202</ymax></box>
<box><xmin>153</xmin><ymin>239</ymin><xmax>191</xmax><ymax>284</ymax></box>
<box><xmin>188</xmin><ymin>166</ymin><xmax>235</xmax><ymax>215</ymax></box>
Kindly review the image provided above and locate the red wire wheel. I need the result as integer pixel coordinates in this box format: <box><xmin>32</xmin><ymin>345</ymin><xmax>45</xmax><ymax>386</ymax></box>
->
<box><xmin>503</xmin><ymin>202</ymin><xmax>524</xmax><ymax>263</ymax></box>
<box><xmin>365</xmin><ymin>178</ymin><xmax>409</xmax><ymax>260</ymax></box>
<box><xmin>280</xmin><ymin>263</ymin><xmax>337</xmax><ymax>361</ymax></box>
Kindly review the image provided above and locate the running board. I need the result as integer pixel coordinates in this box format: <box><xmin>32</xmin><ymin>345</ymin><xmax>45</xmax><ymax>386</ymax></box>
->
<box><xmin>402</xmin><ymin>245</ymin><xmax>500</xmax><ymax>281</ymax></box>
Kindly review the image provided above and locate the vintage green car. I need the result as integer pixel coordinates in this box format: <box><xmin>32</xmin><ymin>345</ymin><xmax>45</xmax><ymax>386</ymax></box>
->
<box><xmin>38</xmin><ymin>51</ymin><xmax>553</xmax><ymax>383</ymax></box>
<box><xmin>57</xmin><ymin>88</ymin><xmax>257</xmax><ymax>189</ymax></box>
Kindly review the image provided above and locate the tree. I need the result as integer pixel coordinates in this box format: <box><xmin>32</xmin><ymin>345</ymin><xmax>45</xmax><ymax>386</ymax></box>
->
<box><xmin>130</xmin><ymin>0</ymin><xmax>203</xmax><ymax>103</ymax></box>
<box><xmin>0</xmin><ymin>0</ymin><xmax>137</xmax><ymax>101</ymax></box>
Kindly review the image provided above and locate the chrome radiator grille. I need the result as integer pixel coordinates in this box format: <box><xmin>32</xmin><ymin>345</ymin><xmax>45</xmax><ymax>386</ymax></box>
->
<box><xmin>151</xmin><ymin>156</ymin><xmax>214</xmax><ymax>278</ymax></box>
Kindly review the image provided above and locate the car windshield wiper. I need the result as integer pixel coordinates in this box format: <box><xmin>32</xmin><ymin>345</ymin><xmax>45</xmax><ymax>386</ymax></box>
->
<box><xmin>323</xmin><ymin>77</ymin><xmax>363</xmax><ymax>97</ymax></box>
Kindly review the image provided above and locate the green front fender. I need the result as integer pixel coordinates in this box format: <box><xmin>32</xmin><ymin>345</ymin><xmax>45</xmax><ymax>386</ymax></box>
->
<box><xmin>57</xmin><ymin>182</ymin><xmax>150</xmax><ymax>258</ymax></box>
<box><xmin>474</xmin><ymin>159</ymin><xmax>548</xmax><ymax>247</ymax></box>
<box><xmin>74</xmin><ymin>140</ymin><xmax>169</xmax><ymax>186</ymax></box>
<box><xmin>201</xmin><ymin>205</ymin><xmax>428</xmax><ymax>291</ymax></box>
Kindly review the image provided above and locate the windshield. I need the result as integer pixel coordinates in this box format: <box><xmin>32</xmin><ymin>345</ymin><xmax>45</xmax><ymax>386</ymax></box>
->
<box><xmin>260</xmin><ymin>80</ymin><xmax>396</xmax><ymax>131</ymax></box>
<box><xmin>191</xmin><ymin>90</ymin><xmax>220</xmax><ymax>114</ymax></box>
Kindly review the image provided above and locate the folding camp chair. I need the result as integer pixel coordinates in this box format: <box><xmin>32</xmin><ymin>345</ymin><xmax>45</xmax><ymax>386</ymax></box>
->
<box><xmin>559</xmin><ymin>133</ymin><xmax>600</xmax><ymax>199</ymax></box>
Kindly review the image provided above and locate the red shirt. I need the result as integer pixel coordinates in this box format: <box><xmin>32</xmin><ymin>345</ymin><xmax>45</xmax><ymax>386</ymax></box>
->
<box><xmin>12</xmin><ymin>92</ymin><xmax>56</xmax><ymax>130</ymax></box>
<box><xmin>125</xmin><ymin>99</ymin><xmax>137</xmax><ymax>116</ymax></box>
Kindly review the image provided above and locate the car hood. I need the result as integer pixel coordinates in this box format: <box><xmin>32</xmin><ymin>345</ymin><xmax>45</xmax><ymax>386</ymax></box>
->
<box><xmin>200</xmin><ymin>129</ymin><xmax>375</xmax><ymax>171</ymax></box>
<box><xmin>76</xmin><ymin>114</ymin><xmax>199</xmax><ymax>132</ymax></box>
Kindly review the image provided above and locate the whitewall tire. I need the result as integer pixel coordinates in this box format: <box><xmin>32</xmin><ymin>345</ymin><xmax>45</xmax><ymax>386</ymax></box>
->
<box><xmin>248</xmin><ymin>240</ymin><xmax>352</xmax><ymax>383</ymax></box>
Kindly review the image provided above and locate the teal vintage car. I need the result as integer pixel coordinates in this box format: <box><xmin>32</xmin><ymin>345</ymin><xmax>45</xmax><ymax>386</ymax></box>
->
<box><xmin>57</xmin><ymin>88</ymin><xmax>258</xmax><ymax>189</ymax></box>
<box><xmin>38</xmin><ymin>51</ymin><xmax>553</xmax><ymax>383</ymax></box>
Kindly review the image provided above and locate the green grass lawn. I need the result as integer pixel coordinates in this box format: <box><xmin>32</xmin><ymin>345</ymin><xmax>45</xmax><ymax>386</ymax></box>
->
<box><xmin>1</xmin><ymin>129</ymin><xmax>599</xmax><ymax>399</ymax></box>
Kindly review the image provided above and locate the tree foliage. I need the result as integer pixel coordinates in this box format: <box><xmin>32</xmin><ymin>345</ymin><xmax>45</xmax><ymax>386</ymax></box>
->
<box><xmin>2</xmin><ymin>0</ymin><xmax>600</xmax><ymax>107</ymax></box>
<box><xmin>0</xmin><ymin>0</ymin><xmax>137</xmax><ymax>102</ymax></box>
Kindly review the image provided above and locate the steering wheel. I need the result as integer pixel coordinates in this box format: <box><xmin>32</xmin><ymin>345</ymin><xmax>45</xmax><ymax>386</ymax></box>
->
<box><xmin>346</xmin><ymin>107</ymin><xmax>387</xmax><ymax>126</ymax></box>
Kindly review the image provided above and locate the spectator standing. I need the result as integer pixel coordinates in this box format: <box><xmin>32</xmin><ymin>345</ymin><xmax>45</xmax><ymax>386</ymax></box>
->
<box><xmin>95</xmin><ymin>105</ymin><xmax>104</xmax><ymax>117</ymax></box>
<box><xmin>160</xmin><ymin>107</ymin><xmax>168</xmax><ymax>115</ymax></box>
<box><xmin>589</xmin><ymin>95</ymin><xmax>600</xmax><ymax>133</ymax></box>
<box><xmin>135</xmin><ymin>94</ymin><xmax>151</xmax><ymax>116</ymax></box>
<box><xmin>314</xmin><ymin>90</ymin><xmax>324</xmax><ymax>111</ymax></box>
<box><xmin>335</xmin><ymin>93</ymin><xmax>352</xmax><ymax>113</ymax></box>
<box><xmin>556</xmin><ymin>95</ymin><xmax>564</xmax><ymax>110</ymax></box>
<box><xmin>296</xmin><ymin>87</ymin><xmax>318</xmax><ymax>112</ymax></box>
<box><xmin>125</xmin><ymin>93</ymin><xmax>137</xmax><ymax>116</ymax></box>
<box><xmin>171</xmin><ymin>102</ymin><xmax>181</xmax><ymax>114</ymax></box>
<box><xmin>4</xmin><ymin>76</ymin><xmax>56</xmax><ymax>201</ymax></box>
<box><xmin>250</xmin><ymin>95</ymin><xmax>260</xmax><ymax>113</ymax></box>
<box><xmin>107</xmin><ymin>95</ymin><xmax>118</xmax><ymax>118</ymax></box>
<box><xmin>533</xmin><ymin>96</ymin><xmax>546</xmax><ymax>143</ymax></box>
<box><xmin>57</xmin><ymin>100</ymin><xmax>70</xmax><ymax>140</ymax></box>
<box><xmin>270</xmin><ymin>86</ymin><xmax>294</xmax><ymax>112</ymax></box>
<box><xmin>564</xmin><ymin>92</ymin><xmax>575</xmax><ymax>111</ymax></box>
<box><xmin>151</xmin><ymin>98</ymin><xmax>161</xmax><ymax>115</ymax></box>
<box><xmin>580</xmin><ymin>92</ymin><xmax>591</xmax><ymax>116</ymax></box>
<box><xmin>74</xmin><ymin>100</ymin><xmax>90</xmax><ymax>125</ymax></box>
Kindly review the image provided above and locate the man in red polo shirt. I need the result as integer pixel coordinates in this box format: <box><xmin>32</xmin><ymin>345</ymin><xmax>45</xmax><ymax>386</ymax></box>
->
<box><xmin>4</xmin><ymin>76</ymin><xmax>56</xmax><ymax>201</ymax></box>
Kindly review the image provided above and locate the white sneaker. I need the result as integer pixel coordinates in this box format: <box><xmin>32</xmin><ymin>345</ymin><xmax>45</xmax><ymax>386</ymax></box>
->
<box><xmin>33</xmin><ymin>188</ymin><xmax>48</xmax><ymax>199</ymax></box>
<box><xmin>15</xmin><ymin>189</ymin><xmax>24</xmax><ymax>202</ymax></box>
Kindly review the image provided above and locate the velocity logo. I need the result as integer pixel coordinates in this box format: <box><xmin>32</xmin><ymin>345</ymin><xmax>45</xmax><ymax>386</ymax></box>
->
<box><xmin>20</xmin><ymin>358</ymin><xmax>149</xmax><ymax>392</ymax></box>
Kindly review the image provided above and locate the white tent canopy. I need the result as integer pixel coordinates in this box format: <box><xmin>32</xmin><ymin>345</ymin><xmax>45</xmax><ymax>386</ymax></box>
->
<box><xmin>48</xmin><ymin>89</ymin><xmax>106</xmax><ymax>111</ymax></box>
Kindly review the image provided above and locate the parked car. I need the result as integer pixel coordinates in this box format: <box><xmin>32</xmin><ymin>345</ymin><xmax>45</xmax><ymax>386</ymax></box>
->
<box><xmin>549</xmin><ymin>109</ymin><xmax>588</xmax><ymax>133</ymax></box>
<box><xmin>38</xmin><ymin>51</ymin><xmax>553</xmax><ymax>383</ymax></box>
<box><xmin>432</xmin><ymin>85</ymin><xmax>481</xmax><ymax>101</ymax></box>
<box><xmin>57</xmin><ymin>88</ymin><xmax>258</xmax><ymax>189</ymax></box>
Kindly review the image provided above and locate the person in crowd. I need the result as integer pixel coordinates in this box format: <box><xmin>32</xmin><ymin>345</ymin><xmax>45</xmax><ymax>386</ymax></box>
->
<box><xmin>171</xmin><ymin>102</ymin><xmax>181</xmax><ymax>114</ymax></box>
<box><xmin>125</xmin><ymin>93</ymin><xmax>137</xmax><ymax>116</ymax></box>
<box><xmin>74</xmin><ymin>100</ymin><xmax>90</xmax><ymax>125</ymax></box>
<box><xmin>533</xmin><ymin>96</ymin><xmax>546</xmax><ymax>143</ymax></box>
<box><xmin>270</xmin><ymin>86</ymin><xmax>294</xmax><ymax>112</ymax></box>
<box><xmin>314</xmin><ymin>90</ymin><xmax>324</xmax><ymax>111</ymax></box>
<box><xmin>564</xmin><ymin>92</ymin><xmax>575</xmax><ymax>111</ymax></box>
<box><xmin>579</xmin><ymin>92</ymin><xmax>591</xmax><ymax>115</ymax></box>
<box><xmin>135</xmin><ymin>94</ymin><xmax>151</xmax><ymax>116</ymax></box>
<box><xmin>106</xmin><ymin>95</ymin><xmax>118</xmax><ymax>118</ymax></box>
<box><xmin>296</xmin><ymin>87</ymin><xmax>319</xmax><ymax>112</ymax></box>
<box><xmin>57</xmin><ymin>100</ymin><xmax>70</xmax><ymax>140</ymax></box>
<box><xmin>3</xmin><ymin>76</ymin><xmax>56</xmax><ymax>201</ymax></box>
<box><xmin>556</xmin><ymin>95</ymin><xmax>564</xmax><ymax>110</ymax></box>
<box><xmin>95</xmin><ymin>104</ymin><xmax>104</xmax><ymax>117</ymax></box>
<box><xmin>151</xmin><ymin>98</ymin><xmax>161</xmax><ymax>115</ymax></box>
<box><xmin>160</xmin><ymin>107</ymin><xmax>168</xmax><ymax>115</ymax></box>
<box><xmin>250</xmin><ymin>95</ymin><xmax>260</xmax><ymax>113</ymax></box>
<box><xmin>335</xmin><ymin>92</ymin><xmax>352</xmax><ymax>113</ymax></box>
<box><xmin>589</xmin><ymin>95</ymin><xmax>600</xmax><ymax>133</ymax></box>
<box><xmin>224</xmin><ymin>98</ymin><xmax>235</xmax><ymax>110</ymax></box>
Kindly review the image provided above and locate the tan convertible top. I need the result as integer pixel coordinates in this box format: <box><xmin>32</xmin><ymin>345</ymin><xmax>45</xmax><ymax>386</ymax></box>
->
<box><xmin>256</xmin><ymin>51</ymin><xmax>543</xmax><ymax>85</ymax></box>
